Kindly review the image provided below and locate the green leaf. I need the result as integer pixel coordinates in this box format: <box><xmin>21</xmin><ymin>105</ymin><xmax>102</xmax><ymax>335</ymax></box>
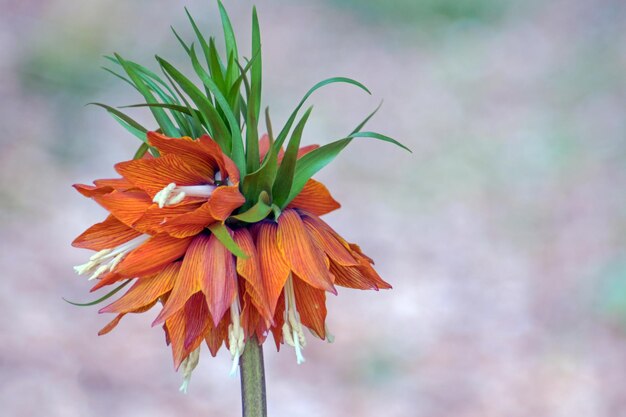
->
<box><xmin>218</xmin><ymin>0</ymin><xmax>240</xmax><ymax>85</ymax></box>
<box><xmin>265</xmin><ymin>106</ymin><xmax>275</xmax><ymax>147</ymax></box>
<box><xmin>231</xmin><ymin>191</ymin><xmax>271</xmax><ymax>223</ymax></box>
<box><xmin>245</xmin><ymin>6</ymin><xmax>262</xmax><ymax>174</ymax></box>
<box><xmin>273</xmin><ymin>106</ymin><xmax>313</xmax><ymax>207</ymax></box>
<box><xmin>187</xmin><ymin>46</ymin><xmax>246</xmax><ymax>175</ymax></box>
<box><xmin>88</xmin><ymin>103</ymin><xmax>151</xmax><ymax>144</ymax></box>
<box><xmin>62</xmin><ymin>279</ymin><xmax>132</xmax><ymax>307</ymax></box>
<box><xmin>274</xmin><ymin>77</ymin><xmax>371</xmax><ymax>150</ymax></box>
<box><xmin>133</xmin><ymin>142</ymin><xmax>151</xmax><ymax>159</ymax></box>
<box><xmin>284</xmin><ymin>131</ymin><xmax>411</xmax><ymax>206</ymax></box>
<box><xmin>351</xmin><ymin>100</ymin><xmax>383</xmax><ymax>135</ymax></box>
<box><xmin>157</xmin><ymin>55</ymin><xmax>232</xmax><ymax>152</ymax></box>
<box><xmin>113</xmin><ymin>53</ymin><xmax>179</xmax><ymax>137</ymax></box>
<box><xmin>241</xmin><ymin>140</ymin><xmax>278</xmax><ymax>206</ymax></box>
<box><xmin>207</xmin><ymin>222</ymin><xmax>248</xmax><ymax>258</ymax></box>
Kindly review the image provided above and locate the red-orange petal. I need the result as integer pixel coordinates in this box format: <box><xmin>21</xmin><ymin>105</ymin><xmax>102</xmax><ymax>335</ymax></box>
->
<box><xmin>302</xmin><ymin>214</ymin><xmax>358</xmax><ymax>266</ymax></box>
<box><xmin>277</xmin><ymin>210</ymin><xmax>335</xmax><ymax>293</ymax></box>
<box><xmin>152</xmin><ymin>235</ymin><xmax>205</xmax><ymax>326</ymax></box>
<box><xmin>293</xmin><ymin>276</ymin><xmax>327</xmax><ymax>339</ymax></box>
<box><xmin>115</xmin><ymin>234</ymin><xmax>192</xmax><ymax>278</ymax></box>
<box><xmin>200</xmin><ymin>233</ymin><xmax>237</xmax><ymax>326</ymax></box>
<box><xmin>158</xmin><ymin>186</ymin><xmax>245</xmax><ymax>238</ymax></box>
<box><xmin>72</xmin><ymin>215</ymin><xmax>142</xmax><ymax>251</ymax></box>
<box><xmin>256</xmin><ymin>221</ymin><xmax>291</xmax><ymax>317</ymax></box>
<box><xmin>183</xmin><ymin>292</ymin><xmax>212</xmax><ymax>350</ymax></box>
<box><xmin>204</xmin><ymin>312</ymin><xmax>230</xmax><ymax>357</ymax></box>
<box><xmin>98</xmin><ymin>313</ymin><xmax>125</xmax><ymax>336</ymax></box>
<box><xmin>286</xmin><ymin>179</ymin><xmax>340</xmax><ymax>216</ymax></box>
<box><xmin>115</xmin><ymin>153</ymin><xmax>215</xmax><ymax>197</ymax></box>
<box><xmin>233</xmin><ymin>228</ymin><xmax>272</xmax><ymax>321</ymax></box>
<box><xmin>73</xmin><ymin>183</ymin><xmax>114</xmax><ymax>198</ymax></box>
<box><xmin>100</xmin><ymin>262</ymin><xmax>180</xmax><ymax>314</ymax></box>
<box><xmin>93</xmin><ymin>190</ymin><xmax>153</xmax><ymax>229</ymax></box>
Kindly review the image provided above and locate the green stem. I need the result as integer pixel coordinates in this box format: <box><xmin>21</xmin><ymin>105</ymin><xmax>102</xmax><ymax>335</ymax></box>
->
<box><xmin>239</xmin><ymin>336</ymin><xmax>267</xmax><ymax>417</ymax></box>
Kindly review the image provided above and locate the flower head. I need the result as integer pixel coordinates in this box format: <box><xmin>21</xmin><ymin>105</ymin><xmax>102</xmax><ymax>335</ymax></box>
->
<box><xmin>70</xmin><ymin>1</ymin><xmax>409</xmax><ymax>390</ymax></box>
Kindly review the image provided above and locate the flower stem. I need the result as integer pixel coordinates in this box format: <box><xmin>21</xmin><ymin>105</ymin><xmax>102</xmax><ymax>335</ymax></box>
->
<box><xmin>239</xmin><ymin>336</ymin><xmax>267</xmax><ymax>417</ymax></box>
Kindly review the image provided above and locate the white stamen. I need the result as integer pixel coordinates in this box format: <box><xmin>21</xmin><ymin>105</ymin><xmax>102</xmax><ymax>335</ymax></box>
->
<box><xmin>179</xmin><ymin>347</ymin><xmax>201</xmax><ymax>394</ymax></box>
<box><xmin>153</xmin><ymin>182</ymin><xmax>217</xmax><ymax>208</ymax></box>
<box><xmin>228</xmin><ymin>295</ymin><xmax>245</xmax><ymax>377</ymax></box>
<box><xmin>283</xmin><ymin>275</ymin><xmax>307</xmax><ymax>364</ymax></box>
<box><xmin>73</xmin><ymin>234</ymin><xmax>149</xmax><ymax>280</ymax></box>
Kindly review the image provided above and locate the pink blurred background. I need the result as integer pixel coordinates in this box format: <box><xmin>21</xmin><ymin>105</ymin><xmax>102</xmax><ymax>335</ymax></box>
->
<box><xmin>2</xmin><ymin>0</ymin><xmax>626</xmax><ymax>416</ymax></box>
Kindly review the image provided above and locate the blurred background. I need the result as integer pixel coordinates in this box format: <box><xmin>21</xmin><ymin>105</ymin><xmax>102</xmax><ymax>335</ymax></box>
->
<box><xmin>1</xmin><ymin>0</ymin><xmax>626</xmax><ymax>415</ymax></box>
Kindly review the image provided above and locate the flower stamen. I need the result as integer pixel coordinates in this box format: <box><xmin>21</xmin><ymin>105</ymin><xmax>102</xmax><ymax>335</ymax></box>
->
<box><xmin>179</xmin><ymin>346</ymin><xmax>201</xmax><ymax>394</ymax></box>
<box><xmin>153</xmin><ymin>182</ymin><xmax>217</xmax><ymax>208</ymax></box>
<box><xmin>73</xmin><ymin>234</ymin><xmax>149</xmax><ymax>280</ymax></box>
<box><xmin>282</xmin><ymin>275</ymin><xmax>306</xmax><ymax>364</ymax></box>
<box><xmin>227</xmin><ymin>295</ymin><xmax>245</xmax><ymax>376</ymax></box>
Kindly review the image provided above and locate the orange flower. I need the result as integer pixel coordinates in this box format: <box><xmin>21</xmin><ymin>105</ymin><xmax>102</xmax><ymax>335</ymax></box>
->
<box><xmin>72</xmin><ymin>131</ymin><xmax>391</xmax><ymax>386</ymax></box>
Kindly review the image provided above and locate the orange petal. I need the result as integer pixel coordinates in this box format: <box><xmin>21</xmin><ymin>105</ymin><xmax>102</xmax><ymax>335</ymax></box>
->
<box><xmin>115</xmin><ymin>234</ymin><xmax>192</xmax><ymax>278</ymax></box>
<box><xmin>158</xmin><ymin>186</ymin><xmax>245</xmax><ymax>238</ymax></box>
<box><xmin>233</xmin><ymin>228</ymin><xmax>272</xmax><ymax>321</ymax></box>
<box><xmin>115</xmin><ymin>153</ymin><xmax>215</xmax><ymax>197</ymax></box>
<box><xmin>286</xmin><ymin>179</ymin><xmax>340</xmax><ymax>216</ymax></box>
<box><xmin>93</xmin><ymin>190</ymin><xmax>153</xmax><ymax>228</ymax></box>
<box><xmin>302</xmin><ymin>214</ymin><xmax>358</xmax><ymax>266</ymax></box>
<box><xmin>132</xmin><ymin>201</ymin><xmax>204</xmax><ymax>235</ymax></box>
<box><xmin>93</xmin><ymin>177</ymin><xmax>135</xmax><ymax>190</ymax></box>
<box><xmin>90</xmin><ymin>271</ymin><xmax>124</xmax><ymax>292</ymax></box>
<box><xmin>98</xmin><ymin>313</ymin><xmax>126</xmax><ymax>336</ymax></box>
<box><xmin>204</xmin><ymin>312</ymin><xmax>230</xmax><ymax>357</ymax></box>
<box><xmin>165</xmin><ymin>307</ymin><xmax>187</xmax><ymax>369</ymax></box>
<box><xmin>73</xmin><ymin>183</ymin><xmax>114</xmax><ymax>198</ymax></box>
<box><xmin>330</xmin><ymin>260</ymin><xmax>391</xmax><ymax>290</ymax></box>
<box><xmin>100</xmin><ymin>263</ymin><xmax>180</xmax><ymax>314</ymax></box>
<box><xmin>183</xmin><ymin>292</ymin><xmax>212</xmax><ymax>350</ymax></box>
<box><xmin>72</xmin><ymin>215</ymin><xmax>142</xmax><ymax>251</ymax></box>
<box><xmin>152</xmin><ymin>235</ymin><xmax>205</xmax><ymax>326</ymax></box>
<box><xmin>256</xmin><ymin>222</ymin><xmax>291</xmax><ymax>317</ymax></box>
<box><xmin>270</xmin><ymin>293</ymin><xmax>285</xmax><ymax>351</ymax></box>
<box><xmin>277</xmin><ymin>210</ymin><xmax>335</xmax><ymax>293</ymax></box>
<box><xmin>293</xmin><ymin>276</ymin><xmax>327</xmax><ymax>339</ymax></box>
<box><xmin>200</xmin><ymin>233</ymin><xmax>237</xmax><ymax>326</ymax></box>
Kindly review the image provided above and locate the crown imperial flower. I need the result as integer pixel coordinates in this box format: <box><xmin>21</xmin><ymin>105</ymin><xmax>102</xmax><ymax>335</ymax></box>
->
<box><xmin>69</xmin><ymin>1</ymin><xmax>409</xmax><ymax>395</ymax></box>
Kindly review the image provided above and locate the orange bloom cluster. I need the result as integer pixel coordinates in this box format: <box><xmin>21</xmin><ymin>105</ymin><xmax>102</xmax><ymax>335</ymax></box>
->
<box><xmin>73</xmin><ymin>132</ymin><xmax>390</xmax><ymax>382</ymax></box>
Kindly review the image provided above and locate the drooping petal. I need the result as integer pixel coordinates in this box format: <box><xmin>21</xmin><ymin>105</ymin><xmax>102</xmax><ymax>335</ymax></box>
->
<box><xmin>233</xmin><ymin>228</ymin><xmax>272</xmax><ymax>321</ymax></box>
<box><xmin>153</xmin><ymin>235</ymin><xmax>206</xmax><ymax>325</ymax></box>
<box><xmin>100</xmin><ymin>262</ymin><xmax>180</xmax><ymax>314</ymax></box>
<box><xmin>199</xmin><ymin>233</ymin><xmax>237</xmax><ymax>326</ymax></box>
<box><xmin>330</xmin><ymin>259</ymin><xmax>391</xmax><ymax>290</ymax></box>
<box><xmin>115</xmin><ymin>234</ymin><xmax>192</xmax><ymax>278</ymax></box>
<box><xmin>292</xmin><ymin>276</ymin><xmax>327</xmax><ymax>339</ymax></box>
<box><xmin>97</xmin><ymin>300</ymin><xmax>157</xmax><ymax>336</ymax></box>
<box><xmin>156</xmin><ymin>186</ymin><xmax>245</xmax><ymax>238</ymax></box>
<box><xmin>183</xmin><ymin>292</ymin><xmax>212</xmax><ymax>350</ymax></box>
<box><xmin>72</xmin><ymin>215</ymin><xmax>142</xmax><ymax>251</ymax></box>
<box><xmin>164</xmin><ymin>307</ymin><xmax>187</xmax><ymax>369</ymax></box>
<box><xmin>115</xmin><ymin>154</ymin><xmax>215</xmax><ymax>197</ymax></box>
<box><xmin>132</xmin><ymin>201</ymin><xmax>204</xmax><ymax>235</ymax></box>
<box><xmin>287</xmin><ymin>179</ymin><xmax>340</xmax><ymax>216</ymax></box>
<box><xmin>204</xmin><ymin>312</ymin><xmax>230</xmax><ymax>357</ymax></box>
<box><xmin>270</xmin><ymin>293</ymin><xmax>285</xmax><ymax>351</ymax></box>
<box><xmin>277</xmin><ymin>210</ymin><xmax>335</xmax><ymax>293</ymax></box>
<box><xmin>73</xmin><ymin>183</ymin><xmax>114</xmax><ymax>198</ymax></box>
<box><xmin>302</xmin><ymin>214</ymin><xmax>358</xmax><ymax>266</ymax></box>
<box><xmin>93</xmin><ymin>190</ymin><xmax>153</xmax><ymax>228</ymax></box>
<box><xmin>256</xmin><ymin>221</ymin><xmax>291</xmax><ymax>316</ymax></box>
